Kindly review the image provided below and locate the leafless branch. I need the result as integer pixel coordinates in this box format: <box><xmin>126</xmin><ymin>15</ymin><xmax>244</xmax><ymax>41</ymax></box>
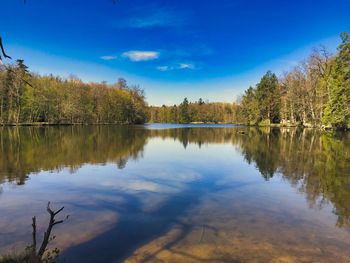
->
<box><xmin>36</xmin><ymin>202</ymin><xmax>68</xmax><ymax>258</ymax></box>
<box><xmin>31</xmin><ymin>216</ymin><xmax>37</xmax><ymax>252</ymax></box>
<box><xmin>0</xmin><ymin>37</ymin><xmax>12</xmax><ymax>62</ymax></box>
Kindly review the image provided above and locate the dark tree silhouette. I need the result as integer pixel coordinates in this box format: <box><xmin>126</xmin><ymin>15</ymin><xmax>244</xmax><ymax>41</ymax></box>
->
<box><xmin>0</xmin><ymin>202</ymin><xmax>68</xmax><ymax>262</ymax></box>
<box><xmin>32</xmin><ymin>202</ymin><xmax>69</xmax><ymax>259</ymax></box>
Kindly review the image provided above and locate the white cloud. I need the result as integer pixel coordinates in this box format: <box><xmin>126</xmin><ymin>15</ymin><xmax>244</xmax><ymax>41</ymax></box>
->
<box><xmin>157</xmin><ymin>66</ymin><xmax>170</xmax><ymax>72</ymax></box>
<box><xmin>123</xmin><ymin>8</ymin><xmax>187</xmax><ymax>28</ymax></box>
<box><xmin>179</xmin><ymin>63</ymin><xmax>195</xmax><ymax>69</ymax></box>
<box><xmin>129</xmin><ymin>15</ymin><xmax>171</xmax><ymax>28</ymax></box>
<box><xmin>122</xmin><ymin>51</ymin><xmax>160</xmax><ymax>62</ymax></box>
<box><xmin>157</xmin><ymin>63</ymin><xmax>196</xmax><ymax>71</ymax></box>
<box><xmin>100</xmin><ymin>55</ymin><xmax>117</xmax><ymax>61</ymax></box>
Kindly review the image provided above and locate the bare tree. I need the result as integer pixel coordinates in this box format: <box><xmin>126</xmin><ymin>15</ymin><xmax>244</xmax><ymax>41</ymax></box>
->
<box><xmin>31</xmin><ymin>202</ymin><xmax>69</xmax><ymax>260</ymax></box>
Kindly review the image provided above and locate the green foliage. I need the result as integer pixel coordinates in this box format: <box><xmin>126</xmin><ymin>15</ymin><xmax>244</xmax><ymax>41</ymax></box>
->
<box><xmin>258</xmin><ymin>119</ymin><xmax>271</xmax><ymax>126</ymax></box>
<box><xmin>237</xmin><ymin>32</ymin><xmax>350</xmax><ymax>129</ymax></box>
<box><xmin>179</xmin><ymin>97</ymin><xmax>190</xmax><ymax>123</ymax></box>
<box><xmin>148</xmin><ymin>98</ymin><xmax>240</xmax><ymax>124</ymax></box>
<box><xmin>0</xmin><ymin>65</ymin><xmax>147</xmax><ymax>125</ymax></box>
<box><xmin>1</xmin><ymin>33</ymin><xmax>348</xmax><ymax>129</ymax></box>
<box><xmin>198</xmin><ymin>98</ymin><xmax>204</xmax><ymax>105</ymax></box>
<box><xmin>237</xmin><ymin>71</ymin><xmax>281</xmax><ymax>125</ymax></box>
<box><xmin>322</xmin><ymin>33</ymin><xmax>350</xmax><ymax>128</ymax></box>
<box><xmin>256</xmin><ymin>71</ymin><xmax>280</xmax><ymax>123</ymax></box>
<box><xmin>240</xmin><ymin>86</ymin><xmax>259</xmax><ymax>125</ymax></box>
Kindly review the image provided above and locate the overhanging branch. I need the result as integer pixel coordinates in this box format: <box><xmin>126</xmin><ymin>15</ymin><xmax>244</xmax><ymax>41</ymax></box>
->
<box><xmin>0</xmin><ymin>37</ymin><xmax>12</xmax><ymax>61</ymax></box>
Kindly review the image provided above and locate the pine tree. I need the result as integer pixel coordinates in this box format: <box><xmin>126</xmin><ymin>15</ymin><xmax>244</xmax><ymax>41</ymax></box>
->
<box><xmin>323</xmin><ymin>32</ymin><xmax>350</xmax><ymax>128</ymax></box>
<box><xmin>256</xmin><ymin>71</ymin><xmax>281</xmax><ymax>124</ymax></box>
<box><xmin>179</xmin><ymin>97</ymin><xmax>191</xmax><ymax>123</ymax></box>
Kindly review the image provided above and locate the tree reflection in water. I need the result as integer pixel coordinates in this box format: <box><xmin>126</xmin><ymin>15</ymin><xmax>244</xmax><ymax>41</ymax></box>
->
<box><xmin>0</xmin><ymin>126</ymin><xmax>349</xmax><ymax>262</ymax></box>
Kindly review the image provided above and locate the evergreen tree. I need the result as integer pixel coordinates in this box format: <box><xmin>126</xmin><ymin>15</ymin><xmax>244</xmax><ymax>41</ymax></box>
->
<box><xmin>179</xmin><ymin>97</ymin><xmax>191</xmax><ymax>123</ymax></box>
<box><xmin>256</xmin><ymin>71</ymin><xmax>281</xmax><ymax>124</ymax></box>
<box><xmin>323</xmin><ymin>32</ymin><xmax>350</xmax><ymax>128</ymax></box>
<box><xmin>241</xmin><ymin>86</ymin><xmax>259</xmax><ymax>125</ymax></box>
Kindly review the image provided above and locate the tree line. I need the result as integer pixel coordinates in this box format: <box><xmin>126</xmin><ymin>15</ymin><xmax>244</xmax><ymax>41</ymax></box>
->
<box><xmin>148</xmin><ymin>98</ymin><xmax>241</xmax><ymax>124</ymax></box>
<box><xmin>149</xmin><ymin>33</ymin><xmax>350</xmax><ymax>129</ymax></box>
<box><xmin>236</xmin><ymin>33</ymin><xmax>350</xmax><ymax>129</ymax></box>
<box><xmin>0</xmin><ymin>62</ymin><xmax>147</xmax><ymax>125</ymax></box>
<box><xmin>1</xmin><ymin>33</ymin><xmax>348</xmax><ymax>128</ymax></box>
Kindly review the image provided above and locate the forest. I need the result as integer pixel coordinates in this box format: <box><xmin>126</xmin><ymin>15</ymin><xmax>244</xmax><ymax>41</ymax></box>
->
<box><xmin>0</xmin><ymin>33</ymin><xmax>349</xmax><ymax>129</ymax></box>
<box><xmin>0</xmin><ymin>62</ymin><xmax>147</xmax><ymax>125</ymax></box>
<box><xmin>149</xmin><ymin>33</ymin><xmax>350</xmax><ymax>129</ymax></box>
<box><xmin>148</xmin><ymin>98</ymin><xmax>241</xmax><ymax>124</ymax></box>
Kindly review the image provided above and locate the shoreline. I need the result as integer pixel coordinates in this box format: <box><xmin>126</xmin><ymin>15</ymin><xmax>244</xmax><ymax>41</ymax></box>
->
<box><xmin>0</xmin><ymin>122</ymin><xmax>348</xmax><ymax>131</ymax></box>
<box><xmin>0</xmin><ymin>122</ymin><xmax>142</xmax><ymax>127</ymax></box>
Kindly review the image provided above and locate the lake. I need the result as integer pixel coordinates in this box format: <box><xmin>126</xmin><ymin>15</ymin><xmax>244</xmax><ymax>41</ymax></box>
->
<box><xmin>0</xmin><ymin>125</ymin><xmax>350</xmax><ymax>263</ymax></box>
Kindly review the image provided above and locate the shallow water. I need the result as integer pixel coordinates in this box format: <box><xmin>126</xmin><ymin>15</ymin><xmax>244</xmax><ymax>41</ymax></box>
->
<box><xmin>0</xmin><ymin>125</ymin><xmax>350</xmax><ymax>262</ymax></box>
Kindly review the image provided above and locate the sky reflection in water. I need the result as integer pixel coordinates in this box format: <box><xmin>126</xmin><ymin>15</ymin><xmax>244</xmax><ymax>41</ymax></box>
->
<box><xmin>0</xmin><ymin>125</ymin><xmax>350</xmax><ymax>262</ymax></box>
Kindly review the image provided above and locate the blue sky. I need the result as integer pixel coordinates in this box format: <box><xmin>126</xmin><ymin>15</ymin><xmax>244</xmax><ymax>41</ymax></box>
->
<box><xmin>2</xmin><ymin>0</ymin><xmax>350</xmax><ymax>105</ymax></box>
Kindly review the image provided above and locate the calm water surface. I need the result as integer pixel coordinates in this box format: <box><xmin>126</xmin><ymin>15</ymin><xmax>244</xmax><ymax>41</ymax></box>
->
<box><xmin>0</xmin><ymin>125</ymin><xmax>350</xmax><ymax>262</ymax></box>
